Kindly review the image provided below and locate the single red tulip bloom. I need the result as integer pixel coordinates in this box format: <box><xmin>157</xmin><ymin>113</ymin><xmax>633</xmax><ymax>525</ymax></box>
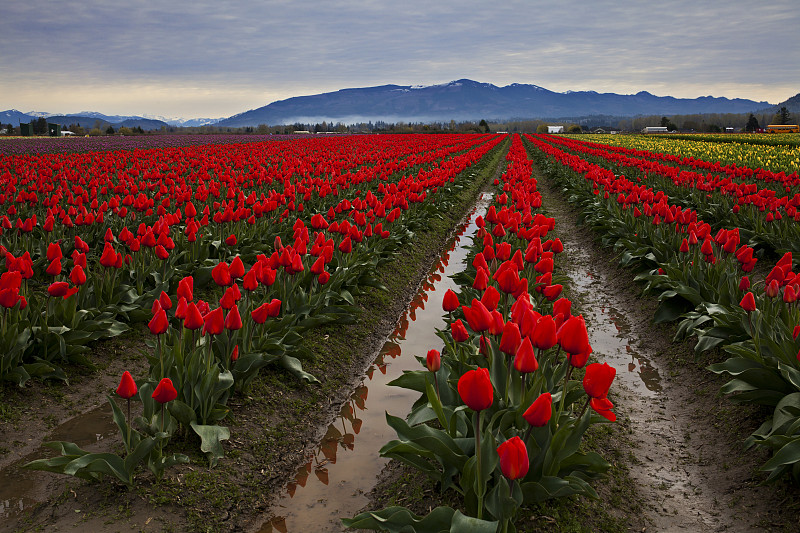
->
<box><xmin>451</xmin><ymin>319</ymin><xmax>469</xmax><ymax>342</ymax></box>
<box><xmin>45</xmin><ymin>258</ymin><xmax>62</xmax><ymax>276</ymax></box>
<box><xmin>497</xmin><ymin>436</ymin><xmax>529</xmax><ymax>480</ymax></box>
<box><xmin>48</xmin><ymin>281</ymin><xmax>70</xmax><ymax>298</ymax></box>
<box><xmin>523</xmin><ymin>392</ymin><xmax>552</xmax><ymax>427</ymax></box>
<box><xmin>116</xmin><ymin>371</ymin><xmax>138</xmax><ymax>399</ymax></box>
<box><xmin>69</xmin><ymin>265</ymin><xmax>87</xmax><ymax>286</ymax></box>
<box><xmin>457</xmin><ymin>368</ymin><xmax>493</xmax><ymax>412</ymax></box>
<box><xmin>532</xmin><ymin>315</ymin><xmax>557</xmax><ymax>351</ymax></box>
<box><xmin>739</xmin><ymin>276</ymin><xmax>750</xmax><ymax>291</ymax></box>
<box><xmin>569</xmin><ymin>344</ymin><xmax>592</xmax><ymax>369</ymax></box>
<box><xmin>583</xmin><ymin>362</ymin><xmax>616</xmax><ymax>399</ymax></box>
<box><xmin>231</xmin><ymin>345</ymin><xmax>239</xmax><ymax>362</ymax></box>
<box><xmin>462</xmin><ymin>299</ymin><xmax>493</xmax><ymax>333</ymax></box>
<box><xmin>225</xmin><ymin>306</ymin><xmax>243</xmax><ymax>331</ymax></box>
<box><xmin>481</xmin><ymin>285</ymin><xmax>501</xmax><ymax>312</ymax></box>
<box><xmin>442</xmin><ymin>289</ymin><xmax>459</xmax><ymax>312</ymax></box>
<box><xmin>184</xmin><ymin>302</ymin><xmax>204</xmax><ymax>330</ymax></box>
<box><xmin>148</xmin><ymin>308</ymin><xmax>169</xmax><ymax>335</ymax></box>
<box><xmin>152</xmin><ymin>378</ymin><xmax>177</xmax><ymax>404</ymax></box>
<box><xmin>203</xmin><ymin>307</ymin><xmax>224</xmax><ymax>335</ymax></box>
<box><xmin>426</xmin><ymin>349</ymin><xmax>441</xmax><ymax>372</ymax></box>
<box><xmin>225</xmin><ymin>234</ymin><xmax>237</xmax><ymax>246</ymax></box>
<box><xmin>177</xmin><ymin>276</ymin><xmax>194</xmax><ymax>301</ymax></box>
<box><xmin>473</xmin><ymin>268</ymin><xmax>489</xmax><ymax>291</ymax></box>
<box><xmin>514</xmin><ymin>337</ymin><xmax>538</xmax><ymax>373</ymax></box>
<box><xmin>211</xmin><ymin>262</ymin><xmax>232</xmax><ymax>287</ymax></box>
<box><xmin>159</xmin><ymin>291</ymin><xmax>172</xmax><ymax>311</ymax></box>
<box><xmin>740</xmin><ymin>292</ymin><xmax>756</xmax><ymax>312</ymax></box>
<box><xmin>558</xmin><ymin>315</ymin><xmax>590</xmax><ymax>355</ymax></box>
<box><xmin>499</xmin><ymin>321</ymin><xmax>522</xmax><ymax>356</ymax></box>
<box><xmin>230</xmin><ymin>256</ymin><xmax>245</xmax><ymax>279</ymax></box>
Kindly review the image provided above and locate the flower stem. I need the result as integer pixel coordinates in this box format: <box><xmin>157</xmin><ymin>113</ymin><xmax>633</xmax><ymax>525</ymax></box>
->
<box><xmin>475</xmin><ymin>410</ymin><xmax>484</xmax><ymax>520</ymax></box>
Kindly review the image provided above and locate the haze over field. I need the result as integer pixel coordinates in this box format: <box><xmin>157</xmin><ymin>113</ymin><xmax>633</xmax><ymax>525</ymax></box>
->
<box><xmin>1</xmin><ymin>1</ymin><xmax>798</xmax><ymax>121</ymax></box>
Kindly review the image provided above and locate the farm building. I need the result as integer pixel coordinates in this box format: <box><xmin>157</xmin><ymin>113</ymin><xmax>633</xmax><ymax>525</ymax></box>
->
<box><xmin>547</xmin><ymin>125</ymin><xmax>564</xmax><ymax>134</ymax></box>
<box><xmin>643</xmin><ymin>126</ymin><xmax>669</xmax><ymax>133</ymax></box>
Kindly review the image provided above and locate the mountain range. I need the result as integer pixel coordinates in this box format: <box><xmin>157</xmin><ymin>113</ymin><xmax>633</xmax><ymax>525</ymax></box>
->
<box><xmin>3</xmin><ymin>79</ymin><xmax>797</xmax><ymax>130</ymax></box>
<box><xmin>215</xmin><ymin>79</ymin><xmax>780</xmax><ymax>127</ymax></box>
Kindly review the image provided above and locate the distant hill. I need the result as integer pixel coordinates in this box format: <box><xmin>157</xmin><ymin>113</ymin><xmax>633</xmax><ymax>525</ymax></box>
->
<box><xmin>758</xmin><ymin>93</ymin><xmax>800</xmax><ymax>116</ymax></box>
<box><xmin>0</xmin><ymin>111</ymin><xmax>170</xmax><ymax>131</ymax></box>
<box><xmin>215</xmin><ymin>79</ymin><xmax>773</xmax><ymax>127</ymax></box>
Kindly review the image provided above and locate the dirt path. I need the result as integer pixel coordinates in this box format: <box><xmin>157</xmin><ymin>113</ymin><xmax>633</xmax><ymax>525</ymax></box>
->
<box><xmin>534</xmin><ymin>163</ymin><xmax>799</xmax><ymax>532</ymax></box>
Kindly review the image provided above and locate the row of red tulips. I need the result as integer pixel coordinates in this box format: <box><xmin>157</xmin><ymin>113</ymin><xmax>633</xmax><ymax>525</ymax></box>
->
<box><xmin>346</xmin><ymin>134</ymin><xmax>617</xmax><ymax>533</ymax></box>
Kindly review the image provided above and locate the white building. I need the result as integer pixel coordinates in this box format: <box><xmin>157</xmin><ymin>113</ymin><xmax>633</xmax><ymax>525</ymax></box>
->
<box><xmin>547</xmin><ymin>125</ymin><xmax>564</xmax><ymax>134</ymax></box>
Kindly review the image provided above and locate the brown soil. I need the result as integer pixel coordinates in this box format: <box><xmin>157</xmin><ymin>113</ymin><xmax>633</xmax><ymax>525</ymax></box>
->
<box><xmin>0</xmin><ymin>140</ymin><xmax>510</xmax><ymax>533</ymax></box>
<box><xmin>363</xmin><ymin>152</ymin><xmax>800</xmax><ymax>532</ymax></box>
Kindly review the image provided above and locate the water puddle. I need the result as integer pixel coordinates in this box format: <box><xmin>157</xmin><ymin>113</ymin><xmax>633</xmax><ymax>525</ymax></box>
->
<box><xmin>0</xmin><ymin>403</ymin><xmax>118</xmax><ymax>521</ymax></box>
<box><xmin>258</xmin><ymin>193</ymin><xmax>494</xmax><ymax>532</ymax></box>
<box><xmin>561</xmin><ymin>246</ymin><xmax>663</xmax><ymax>396</ymax></box>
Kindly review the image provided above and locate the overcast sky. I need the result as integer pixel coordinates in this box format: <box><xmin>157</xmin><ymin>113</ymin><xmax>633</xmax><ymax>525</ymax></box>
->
<box><xmin>2</xmin><ymin>1</ymin><xmax>798</xmax><ymax>119</ymax></box>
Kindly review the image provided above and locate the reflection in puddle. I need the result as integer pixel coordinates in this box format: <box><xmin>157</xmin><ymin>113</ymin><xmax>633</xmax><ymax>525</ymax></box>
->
<box><xmin>259</xmin><ymin>194</ymin><xmax>494</xmax><ymax>532</ymax></box>
<box><xmin>564</xmin><ymin>256</ymin><xmax>663</xmax><ymax>396</ymax></box>
<box><xmin>0</xmin><ymin>403</ymin><xmax>118</xmax><ymax>521</ymax></box>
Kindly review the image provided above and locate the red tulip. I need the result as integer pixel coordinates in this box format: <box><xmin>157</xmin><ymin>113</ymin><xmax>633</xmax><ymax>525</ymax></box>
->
<box><xmin>569</xmin><ymin>344</ymin><xmax>592</xmax><ymax>369</ymax></box>
<box><xmin>211</xmin><ymin>262</ymin><xmax>232</xmax><ymax>287</ymax></box>
<box><xmin>116</xmin><ymin>371</ymin><xmax>138</xmax><ymax>399</ymax></box>
<box><xmin>583</xmin><ymin>362</ymin><xmax>616</xmax><ymax>399</ymax></box>
<box><xmin>457</xmin><ymin>368</ymin><xmax>493</xmax><ymax>412</ymax></box>
<box><xmin>451</xmin><ymin>319</ymin><xmax>469</xmax><ymax>342</ymax></box>
<box><xmin>531</xmin><ymin>315</ymin><xmax>557</xmax><ymax>351</ymax></box>
<box><xmin>47</xmin><ymin>281</ymin><xmax>70</xmax><ymax>297</ymax></box>
<box><xmin>152</xmin><ymin>378</ymin><xmax>177</xmax><ymax>404</ymax></box>
<box><xmin>462</xmin><ymin>299</ymin><xmax>493</xmax><ymax>333</ymax></box>
<box><xmin>499</xmin><ymin>321</ymin><xmax>522</xmax><ymax>356</ymax></box>
<box><xmin>45</xmin><ymin>258</ymin><xmax>62</xmax><ymax>276</ymax></box>
<box><xmin>148</xmin><ymin>308</ymin><xmax>169</xmax><ymax>335</ymax></box>
<box><xmin>558</xmin><ymin>315</ymin><xmax>590</xmax><ymax>355</ymax></box>
<box><xmin>177</xmin><ymin>276</ymin><xmax>194</xmax><ymax>301</ymax></box>
<box><xmin>481</xmin><ymin>285</ymin><xmax>501</xmax><ymax>312</ymax></box>
<box><xmin>203</xmin><ymin>307</ymin><xmax>224</xmax><ymax>336</ymax></box>
<box><xmin>426</xmin><ymin>349</ymin><xmax>441</xmax><ymax>372</ymax></box>
<box><xmin>231</xmin><ymin>345</ymin><xmax>239</xmax><ymax>362</ymax></box>
<box><xmin>523</xmin><ymin>392</ymin><xmax>552</xmax><ymax>427</ymax></box>
<box><xmin>159</xmin><ymin>291</ymin><xmax>172</xmax><ymax>311</ymax></box>
<box><xmin>69</xmin><ymin>265</ymin><xmax>87</xmax><ymax>286</ymax></box>
<box><xmin>442</xmin><ymin>289</ymin><xmax>459</xmax><ymax>312</ymax></box>
<box><xmin>183</xmin><ymin>302</ymin><xmax>204</xmax><ymax>330</ymax></box>
<box><xmin>497</xmin><ymin>436</ymin><xmax>529</xmax><ymax>480</ymax></box>
<box><xmin>739</xmin><ymin>276</ymin><xmax>750</xmax><ymax>291</ymax></box>
<box><xmin>225</xmin><ymin>234</ymin><xmax>237</xmax><ymax>246</ymax></box>
<box><xmin>513</xmin><ymin>337</ymin><xmax>538</xmax><ymax>373</ymax></box>
<box><xmin>472</xmin><ymin>268</ymin><xmax>489</xmax><ymax>291</ymax></box>
<box><xmin>739</xmin><ymin>292</ymin><xmax>756</xmax><ymax>312</ymax></box>
<box><xmin>225</xmin><ymin>306</ymin><xmax>243</xmax><ymax>331</ymax></box>
<box><xmin>230</xmin><ymin>256</ymin><xmax>245</xmax><ymax>279</ymax></box>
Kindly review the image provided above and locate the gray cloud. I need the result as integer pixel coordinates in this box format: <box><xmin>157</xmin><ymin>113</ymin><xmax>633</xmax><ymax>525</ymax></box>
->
<box><xmin>1</xmin><ymin>0</ymin><xmax>797</xmax><ymax>117</ymax></box>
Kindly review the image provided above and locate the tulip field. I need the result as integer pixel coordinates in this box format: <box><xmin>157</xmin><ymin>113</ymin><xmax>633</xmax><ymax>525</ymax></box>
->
<box><xmin>1</xmin><ymin>130</ymin><xmax>800</xmax><ymax>531</ymax></box>
<box><xmin>526</xmin><ymin>132</ymin><xmax>800</xmax><ymax>483</ymax></box>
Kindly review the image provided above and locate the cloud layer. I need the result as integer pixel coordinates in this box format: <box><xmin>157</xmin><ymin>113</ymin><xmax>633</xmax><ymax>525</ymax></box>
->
<box><xmin>2</xmin><ymin>1</ymin><xmax>797</xmax><ymax>117</ymax></box>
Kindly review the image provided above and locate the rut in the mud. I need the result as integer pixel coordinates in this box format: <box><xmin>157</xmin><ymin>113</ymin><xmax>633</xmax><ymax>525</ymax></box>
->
<box><xmin>534</xmin><ymin>162</ymin><xmax>796</xmax><ymax>532</ymax></box>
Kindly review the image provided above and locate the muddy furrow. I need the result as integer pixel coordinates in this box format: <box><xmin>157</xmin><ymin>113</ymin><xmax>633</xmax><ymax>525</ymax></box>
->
<box><xmin>534</xmin><ymin>164</ymin><xmax>791</xmax><ymax>532</ymax></box>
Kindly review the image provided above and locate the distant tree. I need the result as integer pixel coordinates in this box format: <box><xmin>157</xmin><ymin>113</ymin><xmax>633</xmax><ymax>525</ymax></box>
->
<box><xmin>745</xmin><ymin>114</ymin><xmax>760</xmax><ymax>132</ymax></box>
<box><xmin>136</xmin><ymin>126</ymin><xmax>145</xmax><ymax>134</ymax></box>
<box><xmin>536</xmin><ymin>124</ymin><xmax>549</xmax><ymax>134</ymax></box>
<box><xmin>33</xmin><ymin>117</ymin><xmax>48</xmax><ymax>134</ymax></box>
<box><xmin>707</xmin><ymin>124</ymin><xmax>721</xmax><ymax>133</ymax></box>
<box><xmin>479</xmin><ymin>119</ymin><xmax>490</xmax><ymax>133</ymax></box>
<box><xmin>88</xmin><ymin>128</ymin><xmax>102</xmax><ymax>136</ymax></box>
<box><xmin>660</xmin><ymin>116</ymin><xmax>677</xmax><ymax>131</ymax></box>
<box><xmin>106</xmin><ymin>125</ymin><xmax>115</xmax><ymax>135</ymax></box>
<box><xmin>118</xmin><ymin>126</ymin><xmax>133</xmax><ymax>135</ymax></box>
<box><xmin>771</xmin><ymin>106</ymin><xmax>792</xmax><ymax>125</ymax></box>
<box><xmin>256</xmin><ymin>124</ymin><xmax>269</xmax><ymax>134</ymax></box>
<box><xmin>567</xmin><ymin>124</ymin><xmax>582</xmax><ymax>134</ymax></box>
